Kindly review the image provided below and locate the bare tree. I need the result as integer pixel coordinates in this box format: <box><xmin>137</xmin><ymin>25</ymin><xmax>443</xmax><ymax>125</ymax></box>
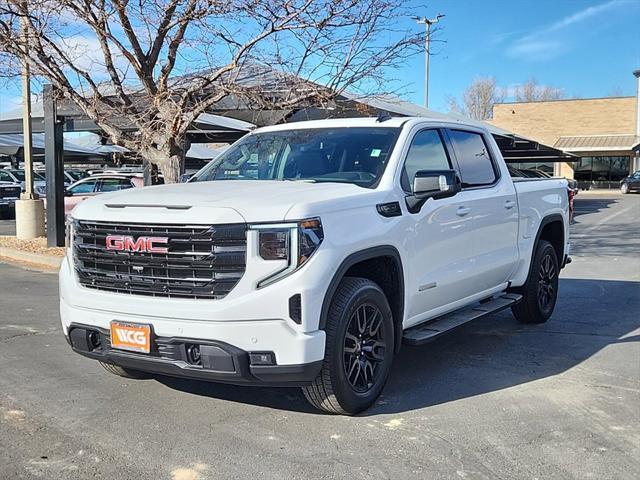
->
<box><xmin>447</xmin><ymin>76</ymin><xmax>504</xmax><ymax>120</ymax></box>
<box><xmin>0</xmin><ymin>0</ymin><xmax>424</xmax><ymax>182</ymax></box>
<box><xmin>513</xmin><ymin>77</ymin><xmax>564</xmax><ymax>102</ymax></box>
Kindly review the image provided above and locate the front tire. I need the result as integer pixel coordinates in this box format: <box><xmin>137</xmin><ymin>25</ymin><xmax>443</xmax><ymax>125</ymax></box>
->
<box><xmin>511</xmin><ymin>240</ymin><xmax>559</xmax><ymax>324</ymax></box>
<box><xmin>621</xmin><ymin>183</ymin><xmax>629</xmax><ymax>194</ymax></box>
<box><xmin>302</xmin><ymin>277</ymin><xmax>394</xmax><ymax>415</ymax></box>
<box><xmin>99</xmin><ymin>361</ymin><xmax>152</xmax><ymax>379</ymax></box>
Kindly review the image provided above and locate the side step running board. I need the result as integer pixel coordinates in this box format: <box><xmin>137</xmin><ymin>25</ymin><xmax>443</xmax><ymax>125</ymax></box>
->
<box><xmin>403</xmin><ymin>293</ymin><xmax>523</xmax><ymax>346</ymax></box>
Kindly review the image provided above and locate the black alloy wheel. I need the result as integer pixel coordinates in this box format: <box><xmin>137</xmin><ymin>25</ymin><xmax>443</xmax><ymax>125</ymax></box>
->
<box><xmin>343</xmin><ymin>303</ymin><xmax>387</xmax><ymax>393</ymax></box>
<box><xmin>537</xmin><ymin>252</ymin><xmax>557</xmax><ymax>315</ymax></box>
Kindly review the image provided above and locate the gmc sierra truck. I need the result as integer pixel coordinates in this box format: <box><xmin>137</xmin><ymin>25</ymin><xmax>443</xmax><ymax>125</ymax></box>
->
<box><xmin>60</xmin><ymin>117</ymin><xmax>570</xmax><ymax>414</ymax></box>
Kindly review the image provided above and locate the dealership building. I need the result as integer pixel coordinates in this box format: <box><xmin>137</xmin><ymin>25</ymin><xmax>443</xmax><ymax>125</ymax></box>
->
<box><xmin>491</xmin><ymin>71</ymin><xmax>640</xmax><ymax>189</ymax></box>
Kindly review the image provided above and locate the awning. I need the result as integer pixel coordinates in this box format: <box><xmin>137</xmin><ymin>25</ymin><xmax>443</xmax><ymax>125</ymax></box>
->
<box><xmin>0</xmin><ymin>133</ymin><xmax>102</xmax><ymax>157</ymax></box>
<box><xmin>554</xmin><ymin>135</ymin><xmax>640</xmax><ymax>153</ymax></box>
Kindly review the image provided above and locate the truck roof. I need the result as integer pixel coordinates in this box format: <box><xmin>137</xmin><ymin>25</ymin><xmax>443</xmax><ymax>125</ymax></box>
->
<box><xmin>255</xmin><ymin>116</ymin><xmax>487</xmax><ymax>133</ymax></box>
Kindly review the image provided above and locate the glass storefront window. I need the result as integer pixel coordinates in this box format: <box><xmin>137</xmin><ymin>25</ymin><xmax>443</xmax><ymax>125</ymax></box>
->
<box><xmin>571</xmin><ymin>156</ymin><xmax>630</xmax><ymax>188</ymax></box>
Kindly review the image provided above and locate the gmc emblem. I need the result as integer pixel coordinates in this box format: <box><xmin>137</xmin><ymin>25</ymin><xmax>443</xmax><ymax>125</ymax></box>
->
<box><xmin>105</xmin><ymin>235</ymin><xmax>169</xmax><ymax>253</ymax></box>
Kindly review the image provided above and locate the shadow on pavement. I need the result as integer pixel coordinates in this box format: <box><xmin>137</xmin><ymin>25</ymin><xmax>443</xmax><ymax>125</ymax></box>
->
<box><xmin>155</xmin><ymin>278</ymin><xmax>640</xmax><ymax>415</ymax></box>
<box><xmin>572</xmin><ymin>195</ymin><xmax>620</xmax><ymax>223</ymax></box>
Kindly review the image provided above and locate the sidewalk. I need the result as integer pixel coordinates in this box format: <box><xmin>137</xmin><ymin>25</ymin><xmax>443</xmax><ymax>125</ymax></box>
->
<box><xmin>0</xmin><ymin>235</ymin><xmax>64</xmax><ymax>270</ymax></box>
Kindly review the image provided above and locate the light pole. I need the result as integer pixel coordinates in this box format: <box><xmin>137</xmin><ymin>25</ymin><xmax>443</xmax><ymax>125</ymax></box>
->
<box><xmin>413</xmin><ymin>14</ymin><xmax>444</xmax><ymax>109</ymax></box>
<box><xmin>14</xmin><ymin>0</ymin><xmax>45</xmax><ymax>240</ymax></box>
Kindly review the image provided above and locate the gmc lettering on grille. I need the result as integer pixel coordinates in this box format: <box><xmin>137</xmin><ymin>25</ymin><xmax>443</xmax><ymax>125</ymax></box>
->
<box><xmin>105</xmin><ymin>235</ymin><xmax>169</xmax><ymax>253</ymax></box>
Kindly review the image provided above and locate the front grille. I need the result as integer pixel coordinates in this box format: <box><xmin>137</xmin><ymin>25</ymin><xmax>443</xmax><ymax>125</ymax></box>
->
<box><xmin>0</xmin><ymin>185</ymin><xmax>21</xmax><ymax>198</ymax></box>
<box><xmin>73</xmin><ymin>220</ymin><xmax>246</xmax><ymax>299</ymax></box>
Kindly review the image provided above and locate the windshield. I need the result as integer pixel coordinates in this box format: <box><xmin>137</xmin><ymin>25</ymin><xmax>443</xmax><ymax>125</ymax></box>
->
<box><xmin>194</xmin><ymin>127</ymin><xmax>400</xmax><ymax>188</ymax></box>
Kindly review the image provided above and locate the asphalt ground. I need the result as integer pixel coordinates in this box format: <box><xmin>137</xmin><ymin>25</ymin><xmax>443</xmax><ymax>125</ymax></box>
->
<box><xmin>0</xmin><ymin>192</ymin><xmax>638</xmax><ymax>479</ymax></box>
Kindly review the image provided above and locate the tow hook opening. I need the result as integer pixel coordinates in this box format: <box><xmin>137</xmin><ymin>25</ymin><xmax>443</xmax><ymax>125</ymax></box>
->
<box><xmin>186</xmin><ymin>344</ymin><xmax>202</xmax><ymax>365</ymax></box>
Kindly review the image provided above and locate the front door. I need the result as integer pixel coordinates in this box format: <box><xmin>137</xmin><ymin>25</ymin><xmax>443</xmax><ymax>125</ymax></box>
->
<box><xmin>402</xmin><ymin>128</ymin><xmax>478</xmax><ymax>327</ymax></box>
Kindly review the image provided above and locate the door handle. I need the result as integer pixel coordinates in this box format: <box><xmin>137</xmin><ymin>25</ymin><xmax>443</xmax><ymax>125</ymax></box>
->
<box><xmin>504</xmin><ymin>200</ymin><xmax>516</xmax><ymax>209</ymax></box>
<box><xmin>456</xmin><ymin>206</ymin><xmax>471</xmax><ymax>217</ymax></box>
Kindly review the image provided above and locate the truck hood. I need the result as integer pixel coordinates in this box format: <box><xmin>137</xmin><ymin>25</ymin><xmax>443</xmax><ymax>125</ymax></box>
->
<box><xmin>72</xmin><ymin>180</ymin><xmax>373</xmax><ymax>224</ymax></box>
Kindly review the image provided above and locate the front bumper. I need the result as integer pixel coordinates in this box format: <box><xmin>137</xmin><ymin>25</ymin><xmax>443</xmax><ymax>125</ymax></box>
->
<box><xmin>0</xmin><ymin>199</ymin><xmax>16</xmax><ymax>208</ymax></box>
<box><xmin>67</xmin><ymin>323</ymin><xmax>322</xmax><ymax>386</ymax></box>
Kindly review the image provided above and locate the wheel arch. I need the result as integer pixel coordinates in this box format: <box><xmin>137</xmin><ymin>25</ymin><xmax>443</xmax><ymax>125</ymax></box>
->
<box><xmin>514</xmin><ymin>214</ymin><xmax>565</xmax><ymax>287</ymax></box>
<box><xmin>537</xmin><ymin>214</ymin><xmax>565</xmax><ymax>265</ymax></box>
<box><xmin>320</xmin><ymin>246</ymin><xmax>405</xmax><ymax>353</ymax></box>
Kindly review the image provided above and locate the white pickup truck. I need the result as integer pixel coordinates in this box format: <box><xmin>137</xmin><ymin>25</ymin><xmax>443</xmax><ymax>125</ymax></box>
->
<box><xmin>60</xmin><ymin>117</ymin><xmax>570</xmax><ymax>414</ymax></box>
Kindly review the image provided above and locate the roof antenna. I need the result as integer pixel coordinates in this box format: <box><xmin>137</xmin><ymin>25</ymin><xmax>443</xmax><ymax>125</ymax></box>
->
<box><xmin>376</xmin><ymin>110</ymin><xmax>392</xmax><ymax>123</ymax></box>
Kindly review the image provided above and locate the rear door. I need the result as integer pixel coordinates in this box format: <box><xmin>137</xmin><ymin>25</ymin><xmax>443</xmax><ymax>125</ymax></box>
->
<box><xmin>445</xmin><ymin>128</ymin><xmax>519</xmax><ymax>293</ymax></box>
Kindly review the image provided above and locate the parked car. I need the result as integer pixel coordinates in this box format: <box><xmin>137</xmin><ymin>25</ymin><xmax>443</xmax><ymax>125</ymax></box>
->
<box><xmin>620</xmin><ymin>171</ymin><xmax>640</xmax><ymax>194</ymax></box>
<box><xmin>56</xmin><ymin>174</ymin><xmax>144</xmax><ymax>215</ymax></box>
<box><xmin>0</xmin><ymin>181</ymin><xmax>22</xmax><ymax>218</ymax></box>
<box><xmin>0</xmin><ymin>168</ymin><xmax>47</xmax><ymax>196</ymax></box>
<box><xmin>36</xmin><ymin>168</ymin><xmax>90</xmax><ymax>188</ymax></box>
<box><xmin>61</xmin><ymin>117</ymin><xmax>570</xmax><ymax>415</ymax></box>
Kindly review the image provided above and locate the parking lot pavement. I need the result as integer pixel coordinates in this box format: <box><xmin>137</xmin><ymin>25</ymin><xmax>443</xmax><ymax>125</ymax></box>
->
<box><xmin>0</xmin><ymin>193</ymin><xmax>638</xmax><ymax>480</ymax></box>
<box><xmin>0</xmin><ymin>218</ymin><xmax>16</xmax><ymax>235</ymax></box>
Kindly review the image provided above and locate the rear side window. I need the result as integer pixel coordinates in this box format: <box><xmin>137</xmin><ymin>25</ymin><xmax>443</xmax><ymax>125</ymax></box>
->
<box><xmin>448</xmin><ymin>130</ymin><xmax>497</xmax><ymax>187</ymax></box>
<box><xmin>98</xmin><ymin>178</ymin><xmax>133</xmax><ymax>192</ymax></box>
<box><xmin>401</xmin><ymin>129</ymin><xmax>450</xmax><ymax>192</ymax></box>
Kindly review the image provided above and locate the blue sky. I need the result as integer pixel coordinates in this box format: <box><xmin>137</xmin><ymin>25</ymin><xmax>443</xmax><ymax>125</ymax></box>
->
<box><xmin>1</xmin><ymin>0</ymin><xmax>639</xmax><ymax>115</ymax></box>
<box><xmin>398</xmin><ymin>0</ymin><xmax>640</xmax><ymax>110</ymax></box>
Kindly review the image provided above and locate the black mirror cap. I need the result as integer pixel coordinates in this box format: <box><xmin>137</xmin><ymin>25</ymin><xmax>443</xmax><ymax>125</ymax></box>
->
<box><xmin>412</xmin><ymin>169</ymin><xmax>461</xmax><ymax>200</ymax></box>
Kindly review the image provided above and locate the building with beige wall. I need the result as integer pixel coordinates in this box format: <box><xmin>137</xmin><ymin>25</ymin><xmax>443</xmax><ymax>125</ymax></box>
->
<box><xmin>490</xmin><ymin>71</ymin><xmax>640</xmax><ymax>189</ymax></box>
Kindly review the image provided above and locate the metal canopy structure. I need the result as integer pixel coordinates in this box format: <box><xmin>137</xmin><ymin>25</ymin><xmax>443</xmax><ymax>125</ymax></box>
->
<box><xmin>0</xmin><ymin>132</ymin><xmax>104</xmax><ymax>163</ymax></box>
<box><xmin>333</xmin><ymin>94</ymin><xmax>577</xmax><ymax>163</ymax></box>
<box><xmin>0</xmin><ymin>101</ymin><xmax>255</xmax><ymax>144</ymax></box>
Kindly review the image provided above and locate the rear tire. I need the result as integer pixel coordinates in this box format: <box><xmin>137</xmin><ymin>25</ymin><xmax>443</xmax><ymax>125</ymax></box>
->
<box><xmin>99</xmin><ymin>361</ymin><xmax>152</xmax><ymax>379</ymax></box>
<box><xmin>511</xmin><ymin>240</ymin><xmax>559</xmax><ymax>324</ymax></box>
<box><xmin>302</xmin><ymin>277</ymin><xmax>394</xmax><ymax>415</ymax></box>
<box><xmin>621</xmin><ymin>183</ymin><xmax>629</xmax><ymax>194</ymax></box>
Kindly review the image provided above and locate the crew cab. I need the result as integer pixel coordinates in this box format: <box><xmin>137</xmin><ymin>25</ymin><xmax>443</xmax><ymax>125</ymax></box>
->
<box><xmin>60</xmin><ymin>117</ymin><xmax>570</xmax><ymax>414</ymax></box>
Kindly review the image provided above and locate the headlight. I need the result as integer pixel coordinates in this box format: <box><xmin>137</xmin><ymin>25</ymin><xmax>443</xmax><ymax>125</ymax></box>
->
<box><xmin>66</xmin><ymin>217</ymin><xmax>76</xmax><ymax>249</ymax></box>
<box><xmin>252</xmin><ymin>217</ymin><xmax>323</xmax><ymax>287</ymax></box>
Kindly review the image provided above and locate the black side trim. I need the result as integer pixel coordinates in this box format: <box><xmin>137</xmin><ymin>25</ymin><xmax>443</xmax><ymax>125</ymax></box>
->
<box><xmin>319</xmin><ymin>246</ymin><xmax>405</xmax><ymax>353</ymax></box>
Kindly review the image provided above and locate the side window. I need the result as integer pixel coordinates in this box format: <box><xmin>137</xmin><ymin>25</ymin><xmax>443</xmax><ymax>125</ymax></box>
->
<box><xmin>0</xmin><ymin>171</ymin><xmax>12</xmax><ymax>182</ymax></box>
<box><xmin>401</xmin><ymin>129</ymin><xmax>450</xmax><ymax>191</ymax></box>
<box><xmin>448</xmin><ymin>130</ymin><xmax>497</xmax><ymax>187</ymax></box>
<box><xmin>69</xmin><ymin>180</ymin><xmax>96</xmax><ymax>195</ymax></box>
<box><xmin>98</xmin><ymin>178</ymin><xmax>132</xmax><ymax>192</ymax></box>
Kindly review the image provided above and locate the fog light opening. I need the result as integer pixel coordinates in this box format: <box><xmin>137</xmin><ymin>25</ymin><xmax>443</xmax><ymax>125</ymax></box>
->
<box><xmin>249</xmin><ymin>352</ymin><xmax>276</xmax><ymax>366</ymax></box>
<box><xmin>88</xmin><ymin>331</ymin><xmax>101</xmax><ymax>350</ymax></box>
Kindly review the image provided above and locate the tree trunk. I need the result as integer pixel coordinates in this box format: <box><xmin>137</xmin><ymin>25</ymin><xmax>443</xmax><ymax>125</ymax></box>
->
<box><xmin>140</xmin><ymin>141</ymin><xmax>185</xmax><ymax>184</ymax></box>
<box><xmin>158</xmin><ymin>153</ymin><xmax>182</xmax><ymax>184</ymax></box>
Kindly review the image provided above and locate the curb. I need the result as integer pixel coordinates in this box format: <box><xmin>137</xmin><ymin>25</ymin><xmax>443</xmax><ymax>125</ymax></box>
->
<box><xmin>0</xmin><ymin>246</ymin><xmax>63</xmax><ymax>270</ymax></box>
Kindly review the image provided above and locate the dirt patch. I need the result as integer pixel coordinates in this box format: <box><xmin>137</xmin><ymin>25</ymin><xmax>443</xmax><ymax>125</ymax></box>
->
<box><xmin>0</xmin><ymin>236</ymin><xmax>66</xmax><ymax>257</ymax></box>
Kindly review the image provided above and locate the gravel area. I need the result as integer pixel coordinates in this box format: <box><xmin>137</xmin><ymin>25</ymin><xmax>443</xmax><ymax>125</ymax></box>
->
<box><xmin>0</xmin><ymin>235</ymin><xmax>66</xmax><ymax>257</ymax></box>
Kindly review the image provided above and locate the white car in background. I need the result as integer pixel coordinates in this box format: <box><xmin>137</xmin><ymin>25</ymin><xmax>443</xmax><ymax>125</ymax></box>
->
<box><xmin>0</xmin><ymin>168</ymin><xmax>47</xmax><ymax>196</ymax></box>
<box><xmin>49</xmin><ymin>174</ymin><xmax>144</xmax><ymax>215</ymax></box>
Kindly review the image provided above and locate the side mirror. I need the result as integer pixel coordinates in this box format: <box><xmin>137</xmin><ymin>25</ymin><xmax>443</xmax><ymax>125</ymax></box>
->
<box><xmin>64</xmin><ymin>189</ymin><xmax>73</xmax><ymax>197</ymax></box>
<box><xmin>412</xmin><ymin>169</ymin><xmax>461</xmax><ymax>200</ymax></box>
